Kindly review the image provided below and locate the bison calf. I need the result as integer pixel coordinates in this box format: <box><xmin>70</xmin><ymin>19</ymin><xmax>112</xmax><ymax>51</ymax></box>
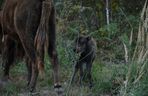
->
<box><xmin>72</xmin><ymin>35</ymin><xmax>97</xmax><ymax>88</ymax></box>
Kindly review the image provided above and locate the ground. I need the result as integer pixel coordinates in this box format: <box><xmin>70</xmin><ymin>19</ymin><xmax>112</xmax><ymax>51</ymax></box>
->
<box><xmin>0</xmin><ymin>54</ymin><xmax>126</xmax><ymax>96</ymax></box>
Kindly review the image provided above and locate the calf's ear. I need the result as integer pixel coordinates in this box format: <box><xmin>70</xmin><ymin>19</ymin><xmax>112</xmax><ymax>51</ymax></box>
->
<box><xmin>86</xmin><ymin>36</ymin><xmax>91</xmax><ymax>41</ymax></box>
<box><xmin>73</xmin><ymin>48</ymin><xmax>76</xmax><ymax>52</ymax></box>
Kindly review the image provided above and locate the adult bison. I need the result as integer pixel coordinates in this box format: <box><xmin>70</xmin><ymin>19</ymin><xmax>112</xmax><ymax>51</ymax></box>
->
<box><xmin>1</xmin><ymin>0</ymin><xmax>61</xmax><ymax>92</ymax></box>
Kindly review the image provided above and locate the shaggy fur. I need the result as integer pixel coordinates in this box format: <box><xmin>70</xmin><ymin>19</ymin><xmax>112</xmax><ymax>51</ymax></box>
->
<box><xmin>72</xmin><ymin>35</ymin><xmax>97</xmax><ymax>88</ymax></box>
<box><xmin>1</xmin><ymin>0</ymin><xmax>61</xmax><ymax>92</ymax></box>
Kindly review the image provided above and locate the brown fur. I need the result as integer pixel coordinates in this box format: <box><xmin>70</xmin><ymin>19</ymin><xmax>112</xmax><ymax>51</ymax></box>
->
<box><xmin>1</xmin><ymin>0</ymin><xmax>61</xmax><ymax>92</ymax></box>
<box><xmin>0</xmin><ymin>8</ymin><xmax>25</xmax><ymax>57</ymax></box>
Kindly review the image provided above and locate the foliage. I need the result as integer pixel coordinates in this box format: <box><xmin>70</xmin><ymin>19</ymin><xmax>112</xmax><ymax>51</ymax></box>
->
<box><xmin>120</xmin><ymin>1</ymin><xmax>148</xmax><ymax>96</ymax></box>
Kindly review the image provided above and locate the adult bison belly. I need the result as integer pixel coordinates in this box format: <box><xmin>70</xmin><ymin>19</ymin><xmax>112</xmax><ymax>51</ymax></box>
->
<box><xmin>2</xmin><ymin>0</ymin><xmax>17</xmax><ymax>35</ymax></box>
<box><xmin>2</xmin><ymin>0</ymin><xmax>42</xmax><ymax>38</ymax></box>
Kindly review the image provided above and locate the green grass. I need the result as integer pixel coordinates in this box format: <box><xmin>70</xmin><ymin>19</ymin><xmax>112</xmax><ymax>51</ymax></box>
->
<box><xmin>0</xmin><ymin>35</ymin><xmax>125</xmax><ymax>95</ymax></box>
<box><xmin>1</xmin><ymin>56</ymin><xmax>147</xmax><ymax>96</ymax></box>
<box><xmin>91</xmin><ymin>60</ymin><xmax>128</xmax><ymax>95</ymax></box>
<box><xmin>0</xmin><ymin>56</ymin><xmax>128</xmax><ymax>96</ymax></box>
<box><xmin>119</xmin><ymin>62</ymin><xmax>148</xmax><ymax>96</ymax></box>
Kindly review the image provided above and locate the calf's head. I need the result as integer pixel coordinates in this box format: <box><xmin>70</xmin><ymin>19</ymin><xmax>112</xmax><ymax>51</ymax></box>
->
<box><xmin>73</xmin><ymin>36</ymin><xmax>91</xmax><ymax>53</ymax></box>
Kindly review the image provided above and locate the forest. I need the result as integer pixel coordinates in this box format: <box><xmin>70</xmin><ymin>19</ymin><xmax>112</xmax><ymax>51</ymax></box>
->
<box><xmin>0</xmin><ymin>0</ymin><xmax>148</xmax><ymax>96</ymax></box>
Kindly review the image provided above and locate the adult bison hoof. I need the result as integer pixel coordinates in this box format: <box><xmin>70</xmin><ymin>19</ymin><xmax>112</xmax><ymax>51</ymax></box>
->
<box><xmin>54</xmin><ymin>84</ymin><xmax>63</xmax><ymax>95</ymax></box>
<box><xmin>29</xmin><ymin>87</ymin><xmax>33</xmax><ymax>92</ymax></box>
<box><xmin>29</xmin><ymin>87</ymin><xmax>35</xmax><ymax>92</ymax></box>
<box><xmin>28</xmin><ymin>85</ymin><xmax>36</xmax><ymax>92</ymax></box>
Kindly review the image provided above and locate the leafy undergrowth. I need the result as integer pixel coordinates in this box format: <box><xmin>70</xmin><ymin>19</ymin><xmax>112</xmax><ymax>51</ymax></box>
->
<box><xmin>0</xmin><ymin>58</ymin><xmax>127</xmax><ymax>96</ymax></box>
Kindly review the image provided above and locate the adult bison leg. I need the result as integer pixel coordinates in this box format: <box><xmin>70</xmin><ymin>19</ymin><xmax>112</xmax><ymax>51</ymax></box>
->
<box><xmin>36</xmin><ymin>46</ymin><xmax>45</xmax><ymax>79</ymax></box>
<box><xmin>2</xmin><ymin>35</ymin><xmax>15</xmax><ymax>81</ymax></box>
<box><xmin>48</xmin><ymin>7</ymin><xmax>61</xmax><ymax>89</ymax></box>
<box><xmin>86</xmin><ymin>62</ymin><xmax>93</xmax><ymax>88</ymax></box>
<box><xmin>15</xmin><ymin>31</ymin><xmax>38</xmax><ymax>92</ymax></box>
<box><xmin>25</xmin><ymin>56</ymin><xmax>32</xmax><ymax>86</ymax></box>
<box><xmin>16</xmin><ymin>32</ymin><xmax>38</xmax><ymax>91</ymax></box>
<box><xmin>14</xmin><ymin>11</ymin><xmax>40</xmax><ymax>92</ymax></box>
<box><xmin>15</xmin><ymin>33</ymin><xmax>38</xmax><ymax>92</ymax></box>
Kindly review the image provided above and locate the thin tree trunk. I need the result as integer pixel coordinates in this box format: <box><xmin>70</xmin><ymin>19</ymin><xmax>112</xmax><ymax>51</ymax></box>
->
<box><xmin>106</xmin><ymin>0</ymin><xmax>110</xmax><ymax>25</ymax></box>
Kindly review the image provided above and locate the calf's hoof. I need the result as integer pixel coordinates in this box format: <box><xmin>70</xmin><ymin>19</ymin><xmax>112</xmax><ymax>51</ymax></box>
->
<box><xmin>89</xmin><ymin>83</ymin><xmax>93</xmax><ymax>89</ymax></box>
<box><xmin>54</xmin><ymin>84</ymin><xmax>63</xmax><ymax>95</ymax></box>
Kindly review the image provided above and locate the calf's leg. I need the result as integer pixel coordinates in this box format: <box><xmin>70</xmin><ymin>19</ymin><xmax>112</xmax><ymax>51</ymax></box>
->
<box><xmin>86</xmin><ymin>62</ymin><xmax>93</xmax><ymax>88</ymax></box>
<box><xmin>48</xmin><ymin>6</ymin><xmax>61</xmax><ymax>89</ymax></box>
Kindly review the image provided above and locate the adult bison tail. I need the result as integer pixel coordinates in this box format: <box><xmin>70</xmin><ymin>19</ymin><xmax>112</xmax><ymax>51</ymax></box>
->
<box><xmin>34</xmin><ymin>1</ymin><xmax>52</xmax><ymax>79</ymax></box>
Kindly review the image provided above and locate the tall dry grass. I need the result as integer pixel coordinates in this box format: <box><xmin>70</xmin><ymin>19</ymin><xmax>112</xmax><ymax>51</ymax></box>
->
<box><xmin>120</xmin><ymin>0</ymin><xmax>148</xmax><ymax>96</ymax></box>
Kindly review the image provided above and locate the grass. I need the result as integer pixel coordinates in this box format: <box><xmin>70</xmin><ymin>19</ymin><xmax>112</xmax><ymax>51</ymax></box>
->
<box><xmin>0</xmin><ymin>44</ymin><xmax>147</xmax><ymax>96</ymax></box>
<box><xmin>119</xmin><ymin>1</ymin><xmax>148</xmax><ymax>96</ymax></box>
<box><xmin>0</xmin><ymin>55</ymin><xmax>128</xmax><ymax>96</ymax></box>
<box><xmin>92</xmin><ymin>60</ymin><xmax>127</xmax><ymax>96</ymax></box>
